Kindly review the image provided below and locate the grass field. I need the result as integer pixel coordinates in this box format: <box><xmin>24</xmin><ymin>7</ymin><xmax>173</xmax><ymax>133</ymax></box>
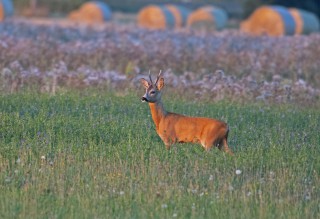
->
<box><xmin>0</xmin><ymin>91</ymin><xmax>319</xmax><ymax>219</ymax></box>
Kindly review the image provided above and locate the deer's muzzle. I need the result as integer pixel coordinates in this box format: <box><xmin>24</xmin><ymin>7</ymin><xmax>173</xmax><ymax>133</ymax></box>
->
<box><xmin>141</xmin><ymin>96</ymin><xmax>148</xmax><ymax>102</ymax></box>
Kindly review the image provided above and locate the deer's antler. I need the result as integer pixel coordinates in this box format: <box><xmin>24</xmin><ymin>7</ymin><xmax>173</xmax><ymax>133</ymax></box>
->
<box><xmin>155</xmin><ymin>70</ymin><xmax>162</xmax><ymax>85</ymax></box>
<box><xmin>148</xmin><ymin>71</ymin><xmax>154</xmax><ymax>85</ymax></box>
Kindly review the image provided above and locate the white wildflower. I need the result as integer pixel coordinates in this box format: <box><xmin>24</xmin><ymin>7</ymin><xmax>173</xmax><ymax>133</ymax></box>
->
<box><xmin>161</xmin><ymin>204</ymin><xmax>168</xmax><ymax>209</ymax></box>
<box><xmin>304</xmin><ymin>194</ymin><xmax>311</xmax><ymax>201</ymax></box>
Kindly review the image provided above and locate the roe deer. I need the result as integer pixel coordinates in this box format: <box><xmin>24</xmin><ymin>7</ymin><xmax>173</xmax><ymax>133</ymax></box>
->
<box><xmin>140</xmin><ymin>72</ymin><xmax>233</xmax><ymax>155</ymax></box>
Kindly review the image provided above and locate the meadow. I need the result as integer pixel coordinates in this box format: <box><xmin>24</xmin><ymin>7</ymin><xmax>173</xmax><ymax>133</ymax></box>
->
<box><xmin>0</xmin><ymin>91</ymin><xmax>319</xmax><ymax>219</ymax></box>
<box><xmin>0</xmin><ymin>20</ymin><xmax>320</xmax><ymax>218</ymax></box>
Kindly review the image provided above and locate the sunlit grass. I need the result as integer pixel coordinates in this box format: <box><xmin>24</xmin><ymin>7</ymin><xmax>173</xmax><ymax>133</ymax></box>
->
<box><xmin>0</xmin><ymin>91</ymin><xmax>319</xmax><ymax>218</ymax></box>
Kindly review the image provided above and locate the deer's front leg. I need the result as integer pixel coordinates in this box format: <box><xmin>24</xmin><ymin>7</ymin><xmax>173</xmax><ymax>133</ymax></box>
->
<box><xmin>158</xmin><ymin>133</ymin><xmax>173</xmax><ymax>150</ymax></box>
<box><xmin>161</xmin><ymin>138</ymin><xmax>172</xmax><ymax>150</ymax></box>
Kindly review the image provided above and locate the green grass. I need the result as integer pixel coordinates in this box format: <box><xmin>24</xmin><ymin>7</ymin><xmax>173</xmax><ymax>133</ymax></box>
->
<box><xmin>0</xmin><ymin>91</ymin><xmax>319</xmax><ymax>219</ymax></box>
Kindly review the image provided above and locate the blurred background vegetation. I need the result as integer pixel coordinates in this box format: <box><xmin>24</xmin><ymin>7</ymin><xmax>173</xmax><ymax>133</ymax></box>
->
<box><xmin>12</xmin><ymin>0</ymin><xmax>320</xmax><ymax>19</ymax></box>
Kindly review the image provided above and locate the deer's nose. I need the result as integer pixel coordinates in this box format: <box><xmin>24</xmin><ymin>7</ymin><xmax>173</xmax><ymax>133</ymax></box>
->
<box><xmin>141</xmin><ymin>96</ymin><xmax>148</xmax><ymax>102</ymax></box>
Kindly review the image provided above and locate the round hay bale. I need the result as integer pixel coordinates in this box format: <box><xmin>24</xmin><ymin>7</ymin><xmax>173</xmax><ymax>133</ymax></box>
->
<box><xmin>240</xmin><ymin>6</ymin><xmax>296</xmax><ymax>36</ymax></box>
<box><xmin>68</xmin><ymin>1</ymin><xmax>112</xmax><ymax>23</ymax></box>
<box><xmin>187</xmin><ymin>6</ymin><xmax>228</xmax><ymax>31</ymax></box>
<box><xmin>289</xmin><ymin>8</ymin><xmax>319</xmax><ymax>34</ymax></box>
<box><xmin>165</xmin><ymin>4</ymin><xmax>191</xmax><ymax>28</ymax></box>
<box><xmin>0</xmin><ymin>0</ymin><xmax>14</xmax><ymax>21</ymax></box>
<box><xmin>137</xmin><ymin>5</ymin><xmax>176</xmax><ymax>29</ymax></box>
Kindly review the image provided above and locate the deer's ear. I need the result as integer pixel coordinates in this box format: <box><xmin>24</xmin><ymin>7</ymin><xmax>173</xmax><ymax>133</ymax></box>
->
<box><xmin>140</xmin><ymin>78</ymin><xmax>150</xmax><ymax>89</ymax></box>
<box><xmin>157</xmin><ymin>78</ymin><xmax>164</xmax><ymax>90</ymax></box>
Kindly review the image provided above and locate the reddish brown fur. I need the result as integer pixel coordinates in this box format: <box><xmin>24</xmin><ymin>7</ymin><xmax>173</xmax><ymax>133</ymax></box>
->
<box><xmin>141</xmin><ymin>73</ymin><xmax>233</xmax><ymax>155</ymax></box>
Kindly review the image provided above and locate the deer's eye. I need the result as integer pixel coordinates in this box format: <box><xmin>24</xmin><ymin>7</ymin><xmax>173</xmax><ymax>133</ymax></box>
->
<box><xmin>150</xmin><ymin>91</ymin><xmax>156</xmax><ymax>95</ymax></box>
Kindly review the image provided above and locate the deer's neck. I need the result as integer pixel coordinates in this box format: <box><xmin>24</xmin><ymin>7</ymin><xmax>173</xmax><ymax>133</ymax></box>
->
<box><xmin>148</xmin><ymin>101</ymin><xmax>167</xmax><ymax>132</ymax></box>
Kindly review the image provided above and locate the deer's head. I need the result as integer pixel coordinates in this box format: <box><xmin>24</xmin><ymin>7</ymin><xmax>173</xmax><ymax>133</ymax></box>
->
<box><xmin>140</xmin><ymin>72</ymin><xmax>164</xmax><ymax>103</ymax></box>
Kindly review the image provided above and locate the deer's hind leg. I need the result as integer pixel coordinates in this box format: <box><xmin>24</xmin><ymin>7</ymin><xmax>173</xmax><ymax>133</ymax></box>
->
<box><xmin>201</xmin><ymin>130</ymin><xmax>233</xmax><ymax>155</ymax></box>
<box><xmin>218</xmin><ymin>137</ymin><xmax>234</xmax><ymax>155</ymax></box>
<box><xmin>217</xmin><ymin>127</ymin><xmax>233</xmax><ymax>155</ymax></box>
<box><xmin>201</xmin><ymin>138</ymin><xmax>223</xmax><ymax>151</ymax></box>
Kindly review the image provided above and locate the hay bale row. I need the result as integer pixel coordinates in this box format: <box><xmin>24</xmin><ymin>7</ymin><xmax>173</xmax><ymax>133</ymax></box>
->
<box><xmin>68</xmin><ymin>1</ymin><xmax>112</xmax><ymax>24</ymax></box>
<box><xmin>186</xmin><ymin>6</ymin><xmax>228</xmax><ymax>31</ymax></box>
<box><xmin>137</xmin><ymin>4</ymin><xmax>191</xmax><ymax>29</ymax></box>
<box><xmin>241</xmin><ymin>5</ymin><xmax>319</xmax><ymax>36</ymax></box>
<box><xmin>0</xmin><ymin>0</ymin><xmax>14</xmax><ymax>21</ymax></box>
<box><xmin>138</xmin><ymin>5</ymin><xmax>228</xmax><ymax>31</ymax></box>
